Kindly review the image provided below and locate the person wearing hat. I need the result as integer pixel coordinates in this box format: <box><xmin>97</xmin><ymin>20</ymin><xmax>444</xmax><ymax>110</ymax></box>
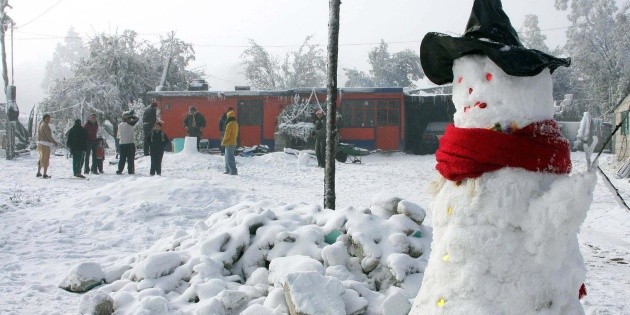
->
<box><xmin>146</xmin><ymin>121</ymin><xmax>169</xmax><ymax>176</ymax></box>
<box><xmin>67</xmin><ymin>119</ymin><xmax>89</xmax><ymax>178</ymax></box>
<box><xmin>313</xmin><ymin>109</ymin><xmax>326</xmax><ymax>168</ymax></box>
<box><xmin>218</xmin><ymin>107</ymin><xmax>233</xmax><ymax>155</ymax></box>
<box><xmin>116</xmin><ymin>112</ymin><xmax>139</xmax><ymax>175</ymax></box>
<box><xmin>221</xmin><ymin>110</ymin><xmax>239</xmax><ymax>175</ymax></box>
<box><xmin>142</xmin><ymin>101</ymin><xmax>159</xmax><ymax>156</ymax></box>
<box><xmin>83</xmin><ymin>113</ymin><xmax>100</xmax><ymax>174</ymax></box>
<box><xmin>36</xmin><ymin>114</ymin><xmax>59</xmax><ymax>179</ymax></box>
<box><xmin>183</xmin><ymin>106</ymin><xmax>206</xmax><ymax>150</ymax></box>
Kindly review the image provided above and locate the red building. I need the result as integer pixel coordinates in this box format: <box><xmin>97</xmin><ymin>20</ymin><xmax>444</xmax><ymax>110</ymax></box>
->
<box><xmin>147</xmin><ymin>87</ymin><xmax>405</xmax><ymax>151</ymax></box>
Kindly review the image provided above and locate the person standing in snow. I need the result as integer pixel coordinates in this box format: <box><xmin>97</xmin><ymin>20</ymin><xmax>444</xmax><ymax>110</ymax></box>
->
<box><xmin>83</xmin><ymin>113</ymin><xmax>99</xmax><ymax>175</ymax></box>
<box><xmin>183</xmin><ymin>106</ymin><xmax>206</xmax><ymax>150</ymax></box>
<box><xmin>313</xmin><ymin>109</ymin><xmax>326</xmax><ymax>168</ymax></box>
<box><xmin>218</xmin><ymin>107</ymin><xmax>233</xmax><ymax>155</ymax></box>
<box><xmin>221</xmin><ymin>110</ymin><xmax>239</xmax><ymax>175</ymax></box>
<box><xmin>36</xmin><ymin>114</ymin><xmax>59</xmax><ymax>179</ymax></box>
<box><xmin>95</xmin><ymin>136</ymin><xmax>106</xmax><ymax>174</ymax></box>
<box><xmin>146</xmin><ymin>122</ymin><xmax>169</xmax><ymax>176</ymax></box>
<box><xmin>116</xmin><ymin>113</ymin><xmax>139</xmax><ymax>175</ymax></box>
<box><xmin>142</xmin><ymin>101</ymin><xmax>158</xmax><ymax>156</ymax></box>
<box><xmin>67</xmin><ymin>119</ymin><xmax>89</xmax><ymax>178</ymax></box>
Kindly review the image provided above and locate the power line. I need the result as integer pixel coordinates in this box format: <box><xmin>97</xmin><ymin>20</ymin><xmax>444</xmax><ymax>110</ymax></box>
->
<box><xmin>17</xmin><ymin>0</ymin><xmax>64</xmax><ymax>29</ymax></box>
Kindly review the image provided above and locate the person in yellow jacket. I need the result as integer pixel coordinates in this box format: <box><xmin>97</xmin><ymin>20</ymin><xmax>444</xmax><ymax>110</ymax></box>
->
<box><xmin>221</xmin><ymin>110</ymin><xmax>239</xmax><ymax>175</ymax></box>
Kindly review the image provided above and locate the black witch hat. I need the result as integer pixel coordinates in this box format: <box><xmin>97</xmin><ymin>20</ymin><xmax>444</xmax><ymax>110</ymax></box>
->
<box><xmin>420</xmin><ymin>0</ymin><xmax>570</xmax><ymax>85</ymax></box>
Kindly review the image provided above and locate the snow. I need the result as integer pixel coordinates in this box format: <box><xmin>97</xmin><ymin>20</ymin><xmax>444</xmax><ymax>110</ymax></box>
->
<box><xmin>0</xmin><ymin>148</ymin><xmax>628</xmax><ymax>314</ymax></box>
<box><xmin>182</xmin><ymin>136</ymin><xmax>199</xmax><ymax>154</ymax></box>
<box><xmin>411</xmin><ymin>54</ymin><xmax>602</xmax><ymax>314</ymax></box>
<box><xmin>452</xmin><ymin>55</ymin><xmax>554</xmax><ymax>130</ymax></box>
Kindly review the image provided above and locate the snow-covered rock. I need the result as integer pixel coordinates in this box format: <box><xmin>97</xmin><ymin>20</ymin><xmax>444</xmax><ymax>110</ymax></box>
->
<box><xmin>125</xmin><ymin>251</ymin><xmax>187</xmax><ymax>281</ymax></box>
<box><xmin>76</xmin><ymin>199</ymin><xmax>430</xmax><ymax>313</ymax></box>
<box><xmin>370</xmin><ymin>193</ymin><xmax>402</xmax><ymax>218</ymax></box>
<box><xmin>397</xmin><ymin>200</ymin><xmax>426</xmax><ymax>225</ymax></box>
<box><xmin>79</xmin><ymin>291</ymin><xmax>114</xmax><ymax>315</ymax></box>
<box><xmin>59</xmin><ymin>262</ymin><xmax>106</xmax><ymax>293</ymax></box>
<box><xmin>283</xmin><ymin>272</ymin><xmax>345</xmax><ymax>315</ymax></box>
<box><xmin>268</xmin><ymin>255</ymin><xmax>324</xmax><ymax>286</ymax></box>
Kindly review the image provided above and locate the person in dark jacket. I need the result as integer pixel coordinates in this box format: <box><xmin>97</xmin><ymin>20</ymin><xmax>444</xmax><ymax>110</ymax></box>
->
<box><xmin>313</xmin><ymin>109</ymin><xmax>326</xmax><ymax>168</ymax></box>
<box><xmin>146</xmin><ymin>122</ymin><xmax>169</xmax><ymax>176</ymax></box>
<box><xmin>183</xmin><ymin>106</ymin><xmax>206</xmax><ymax>150</ymax></box>
<box><xmin>218</xmin><ymin>107</ymin><xmax>233</xmax><ymax>154</ymax></box>
<box><xmin>67</xmin><ymin>119</ymin><xmax>89</xmax><ymax>178</ymax></box>
<box><xmin>83</xmin><ymin>113</ymin><xmax>99</xmax><ymax>174</ymax></box>
<box><xmin>143</xmin><ymin>102</ymin><xmax>158</xmax><ymax>156</ymax></box>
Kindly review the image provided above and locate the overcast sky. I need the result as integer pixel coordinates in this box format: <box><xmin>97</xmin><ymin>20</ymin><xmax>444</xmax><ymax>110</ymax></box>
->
<box><xmin>5</xmin><ymin>0</ymin><xmax>571</xmax><ymax>113</ymax></box>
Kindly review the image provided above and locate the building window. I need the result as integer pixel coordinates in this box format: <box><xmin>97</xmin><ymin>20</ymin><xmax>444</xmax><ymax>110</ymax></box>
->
<box><xmin>377</xmin><ymin>100</ymin><xmax>400</xmax><ymax>126</ymax></box>
<box><xmin>341</xmin><ymin>100</ymin><xmax>375</xmax><ymax>128</ymax></box>
<box><xmin>237</xmin><ymin>99</ymin><xmax>263</xmax><ymax>126</ymax></box>
<box><xmin>623</xmin><ymin>111</ymin><xmax>629</xmax><ymax>135</ymax></box>
<box><xmin>341</xmin><ymin>99</ymin><xmax>400</xmax><ymax>128</ymax></box>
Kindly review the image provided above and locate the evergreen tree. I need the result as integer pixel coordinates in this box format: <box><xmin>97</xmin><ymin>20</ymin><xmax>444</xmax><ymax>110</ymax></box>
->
<box><xmin>42</xmin><ymin>27</ymin><xmax>87</xmax><ymax>91</ymax></box>
<box><xmin>344</xmin><ymin>40</ymin><xmax>423</xmax><ymax>88</ymax></box>
<box><xmin>556</xmin><ymin>0</ymin><xmax>630</xmax><ymax>117</ymax></box>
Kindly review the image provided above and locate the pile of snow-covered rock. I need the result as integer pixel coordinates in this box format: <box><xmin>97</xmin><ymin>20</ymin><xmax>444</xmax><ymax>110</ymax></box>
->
<box><xmin>69</xmin><ymin>194</ymin><xmax>431</xmax><ymax>314</ymax></box>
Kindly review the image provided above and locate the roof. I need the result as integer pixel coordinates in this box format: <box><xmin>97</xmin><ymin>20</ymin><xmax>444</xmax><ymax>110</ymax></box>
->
<box><xmin>147</xmin><ymin>87</ymin><xmax>405</xmax><ymax>98</ymax></box>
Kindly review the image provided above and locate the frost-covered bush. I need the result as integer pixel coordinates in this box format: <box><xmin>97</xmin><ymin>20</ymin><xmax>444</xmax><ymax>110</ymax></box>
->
<box><xmin>276</xmin><ymin>94</ymin><xmax>320</xmax><ymax>146</ymax></box>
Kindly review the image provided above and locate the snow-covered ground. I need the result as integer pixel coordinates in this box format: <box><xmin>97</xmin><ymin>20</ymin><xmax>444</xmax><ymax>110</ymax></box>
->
<box><xmin>0</xmin><ymin>150</ymin><xmax>627</xmax><ymax>314</ymax></box>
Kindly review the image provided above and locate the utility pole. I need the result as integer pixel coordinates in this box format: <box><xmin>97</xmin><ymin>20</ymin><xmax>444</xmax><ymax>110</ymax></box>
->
<box><xmin>324</xmin><ymin>0</ymin><xmax>340</xmax><ymax>210</ymax></box>
<box><xmin>0</xmin><ymin>0</ymin><xmax>10</xmax><ymax>89</ymax></box>
<box><xmin>0</xmin><ymin>0</ymin><xmax>15</xmax><ymax>160</ymax></box>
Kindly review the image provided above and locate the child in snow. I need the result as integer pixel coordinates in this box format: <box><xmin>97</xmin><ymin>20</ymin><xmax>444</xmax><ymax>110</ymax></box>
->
<box><xmin>95</xmin><ymin>137</ymin><xmax>105</xmax><ymax>173</ymax></box>
<box><xmin>146</xmin><ymin>122</ymin><xmax>169</xmax><ymax>176</ymax></box>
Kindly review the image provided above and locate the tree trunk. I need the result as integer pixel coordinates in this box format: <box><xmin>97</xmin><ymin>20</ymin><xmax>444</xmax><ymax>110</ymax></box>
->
<box><xmin>324</xmin><ymin>0</ymin><xmax>341</xmax><ymax>210</ymax></box>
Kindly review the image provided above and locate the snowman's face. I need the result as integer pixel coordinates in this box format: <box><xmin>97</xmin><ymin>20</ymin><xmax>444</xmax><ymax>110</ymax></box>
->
<box><xmin>451</xmin><ymin>55</ymin><xmax>554</xmax><ymax>130</ymax></box>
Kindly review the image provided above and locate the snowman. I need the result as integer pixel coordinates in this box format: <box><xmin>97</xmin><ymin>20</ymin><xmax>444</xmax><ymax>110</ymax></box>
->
<box><xmin>411</xmin><ymin>0</ymin><xmax>596</xmax><ymax>314</ymax></box>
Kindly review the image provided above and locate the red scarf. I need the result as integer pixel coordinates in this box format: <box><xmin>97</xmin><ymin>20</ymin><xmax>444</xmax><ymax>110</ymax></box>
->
<box><xmin>436</xmin><ymin>120</ymin><xmax>571</xmax><ymax>181</ymax></box>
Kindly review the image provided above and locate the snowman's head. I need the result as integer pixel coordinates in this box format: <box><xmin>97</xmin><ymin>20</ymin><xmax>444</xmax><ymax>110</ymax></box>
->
<box><xmin>452</xmin><ymin>55</ymin><xmax>554</xmax><ymax>130</ymax></box>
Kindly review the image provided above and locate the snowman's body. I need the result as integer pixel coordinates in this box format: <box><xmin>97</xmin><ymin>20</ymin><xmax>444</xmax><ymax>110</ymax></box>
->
<box><xmin>411</xmin><ymin>56</ymin><xmax>596</xmax><ymax>314</ymax></box>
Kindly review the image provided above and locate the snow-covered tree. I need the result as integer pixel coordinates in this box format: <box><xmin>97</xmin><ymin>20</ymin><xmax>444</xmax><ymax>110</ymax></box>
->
<box><xmin>39</xmin><ymin>30</ymin><xmax>203</xmax><ymax>139</ymax></box>
<box><xmin>276</xmin><ymin>94</ymin><xmax>319</xmax><ymax>146</ymax></box>
<box><xmin>41</xmin><ymin>27</ymin><xmax>87</xmax><ymax>91</ymax></box>
<box><xmin>241</xmin><ymin>36</ymin><xmax>326</xmax><ymax>90</ymax></box>
<box><xmin>519</xmin><ymin>14</ymin><xmax>550</xmax><ymax>53</ymax></box>
<box><xmin>344</xmin><ymin>40</ymin><xmax>423</xmax><ymax>88</ymax></box>
<box><xmin>556</xmin><ymin>0</ymin><xmax>630</xmax><ymax>117</ymax></box>
<box><xmin>518</xmin><ymin>14</ymin><xmax>575</xmax><ymax>113</ymax></box>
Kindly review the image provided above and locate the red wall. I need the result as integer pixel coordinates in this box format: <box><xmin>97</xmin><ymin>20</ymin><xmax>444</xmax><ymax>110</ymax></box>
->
<box><xmin>153</xmin><ymin>91</ymin><xmax>404</xmax><ymax>150</ymax></box>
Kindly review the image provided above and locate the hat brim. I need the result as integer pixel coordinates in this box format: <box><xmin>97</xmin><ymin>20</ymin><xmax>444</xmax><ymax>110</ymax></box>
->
<box><xmin>420</xmin><ymin>32</ymin><xmax>570</xmax><ymax>85</ymax></box>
